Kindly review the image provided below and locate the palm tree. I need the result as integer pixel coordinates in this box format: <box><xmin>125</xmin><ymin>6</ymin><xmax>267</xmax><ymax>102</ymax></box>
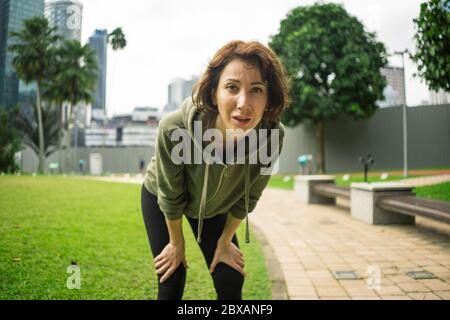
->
<box><xmin>54</xmin><ymin>40</ymin><xmax>98</xmax><ymax>172</ymax></box>
<box><xmin>12</xmin><ymin>101</ymin><xmax>59</xmax><ymax>160</ymax></box>
<box><xmin>108</xmin><ymin>27</ymin><xmax>127</xmax><ymax>50</ymax></box>
<box><xmin>9</xmin><ymin>17</ymin><xmax>59</xmax><ymax>173</ymax></box>
<box><xmin>106</xmin><ymin>27</ymin><xmax>127</xmax><ymax>117</ymax></box>
<box><xmin>42</xmin><ymin>58</ymin><xmax>67</xmax><ymax>173</ymax></box>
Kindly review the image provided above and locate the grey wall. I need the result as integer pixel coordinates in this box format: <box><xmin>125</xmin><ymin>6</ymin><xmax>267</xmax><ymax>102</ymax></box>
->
<box><xmin>278</xmin><ymin>104</ymin><xmax>450</xmax><ymax>174</ymax></box>
<box><xmin>20</xmin><ymin>146</ymin><xmax>155</xmax><ymax>174</ymax></box>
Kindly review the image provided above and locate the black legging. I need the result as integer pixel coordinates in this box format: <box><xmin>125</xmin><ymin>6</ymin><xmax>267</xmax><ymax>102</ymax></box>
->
<box><xmin>140</xmin><ymin>185</ymin><xmax>244</xmax><ymax>300</ymax></box>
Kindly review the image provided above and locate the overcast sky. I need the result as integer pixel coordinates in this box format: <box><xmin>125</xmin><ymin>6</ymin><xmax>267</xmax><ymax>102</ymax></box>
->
<box><xmin>77</xmin><ymin>0</ymin><xmax>430</xmax><ymax>116</ymax></box>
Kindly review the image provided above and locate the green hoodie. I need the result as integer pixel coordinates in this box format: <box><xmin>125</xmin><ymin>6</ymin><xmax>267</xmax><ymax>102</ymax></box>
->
<box><xmin>144</xmin><ymin>98</ymin><xmax>285</xmax><ymax>244</ymax></box>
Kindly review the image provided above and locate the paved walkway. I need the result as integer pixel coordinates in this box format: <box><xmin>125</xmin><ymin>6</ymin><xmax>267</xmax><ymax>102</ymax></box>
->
<box><xmin>86</xmin><ymin>174</ymin><xmax>450</xmax><ymax>300</ymax></box>
<box><xmin>252</xmin><ymin>187</ymin><xmax>450</xmax><ymax>300</ymax></box>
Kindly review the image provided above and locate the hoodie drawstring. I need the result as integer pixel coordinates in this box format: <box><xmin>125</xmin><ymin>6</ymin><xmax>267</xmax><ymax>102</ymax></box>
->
<box><xmin>244</xmin><ymin>163</ymin><xmax>250</xmax><ymax>244</ymax></box>
<box><xmin>197</xmin><ymin>163</ymin><xmax>251</xmax><ymax>244</ymax></box>
<box><xmin>197</xmin><ymin>163</ymin><xmax>209</xmax><ymax>244</ymax></box>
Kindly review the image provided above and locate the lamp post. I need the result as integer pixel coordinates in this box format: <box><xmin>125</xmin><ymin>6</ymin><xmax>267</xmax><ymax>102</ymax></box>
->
<box><xmin>393</xmin><ymin>49</ymin><xmax>409</xmax><ymax>177</ymax></box>
<box><xmin>359</xmin><ymin>154</ymin><xmax>374</xmax><ymax>183</ymax></box>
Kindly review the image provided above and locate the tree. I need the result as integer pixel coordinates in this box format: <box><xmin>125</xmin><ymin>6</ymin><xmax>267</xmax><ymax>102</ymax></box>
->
<box><xmin>108</xmin><ymin>27</ymin><xmax>127</xmax><ymax>50</ymax></box>
<box><xmin>12</xmin><ymin>101</ymin><xmax>59</xmax><ymax>159</ymax></box>
<box><xmin>412</xmin><ymin>0</ymin><xmax>450</xmax><ymax>91</ymax></box>
<box><xmin>53</xmin><ymin>40</ymin><xmax>98</xmax><ymax>172</ymax></box>
<box><xmin>269</xmin><ymin>3</ymin><xmax>387</xmax><ymax>173</ymax></box>
<box><xmin>9</xmin><ymin>17</ymin><xmax>59</xmax><ymax>173</ymax></box>
<box><xmin>0</xmin><ymin>107</ymin><xmax>21</xmax><ymax>173</ymax></box>
<box><xmin>41</xmin><ymin>58</ymin><xmax>67</xmax><ymax>173</ymax></box>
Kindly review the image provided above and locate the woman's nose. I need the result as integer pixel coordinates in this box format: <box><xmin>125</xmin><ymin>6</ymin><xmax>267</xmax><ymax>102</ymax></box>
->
<box><xmin>237</xmin><ymin>91</ymin><xmax>251</xmax><ymax>110</ymax></box>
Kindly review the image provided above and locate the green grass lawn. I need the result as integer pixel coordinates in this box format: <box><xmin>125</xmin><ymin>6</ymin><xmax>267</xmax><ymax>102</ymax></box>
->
<box><xmin>0</xmin><ymin>176</ymin><xmax>271</xmax><ymax>300</ymax></box>
<box><xmin>266</xmin><ymin>173</ymin><xmax>415</xmax><ymax>189</ymax></box>
<box><xmin>414</xmin><ymin>182</ymin><xmax>450</xmax><ymax>202</ymax></box>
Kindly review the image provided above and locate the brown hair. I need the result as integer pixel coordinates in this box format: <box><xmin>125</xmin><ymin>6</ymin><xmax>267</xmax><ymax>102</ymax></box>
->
<box><xmin>192</xmin><ymin>40</ymin><xmax>290</xmax><ymax>123</ymax></box>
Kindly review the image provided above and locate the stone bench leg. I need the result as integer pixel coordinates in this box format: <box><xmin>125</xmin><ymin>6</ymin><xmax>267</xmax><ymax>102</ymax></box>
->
<box><xmin>351</xmin><ymin>183</ymin><xmax>415</xmax><ymax>225</ymax></box>
<box><xmin>295</xmin><ymin>175</ymin><xmax>336</xmax><ymax>205</ymax></box>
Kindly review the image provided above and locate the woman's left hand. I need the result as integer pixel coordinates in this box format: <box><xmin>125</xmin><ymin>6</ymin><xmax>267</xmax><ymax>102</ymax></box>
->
<box><xmin>210</xmin><ymin>238</ymin><xmax>246</xmax><ymax>277</ymax></box>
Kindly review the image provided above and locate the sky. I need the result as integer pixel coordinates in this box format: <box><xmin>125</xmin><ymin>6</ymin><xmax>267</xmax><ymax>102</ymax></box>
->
<box><xmin>77</xmin><ymin>0</ymin><xmax>431</xmax><ymax>116</ymax></box>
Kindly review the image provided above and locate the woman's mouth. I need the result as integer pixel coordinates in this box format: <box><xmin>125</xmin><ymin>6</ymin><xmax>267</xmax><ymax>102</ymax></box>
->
<box><xmin>231</xmin><ymin>115</ymin><xmax>252</xmax><ymax>126</ymax></box>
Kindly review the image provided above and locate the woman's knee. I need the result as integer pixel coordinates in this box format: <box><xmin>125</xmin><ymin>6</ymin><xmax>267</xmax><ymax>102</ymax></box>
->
<box><xmin>211</xmin><ymin>263</ymin><xmax>244</xmax><ymax>300</ymax></box>
<box><xmin>157</xmin><ymin>264</ymin><xmax>187</xmax><ymax>300</ymax></box>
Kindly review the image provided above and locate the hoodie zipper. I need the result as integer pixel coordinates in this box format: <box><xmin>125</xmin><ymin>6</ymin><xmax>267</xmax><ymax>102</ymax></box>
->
<box><xmin>207</xmin><ymin>165</ymin><xmax>228</xmax><ymax>204</ymax></box>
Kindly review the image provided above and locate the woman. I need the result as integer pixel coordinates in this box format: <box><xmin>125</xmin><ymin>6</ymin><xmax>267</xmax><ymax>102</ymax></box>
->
<box><xmin>141</xmin><ymin>40</ymin><xmax>289</xmax><ymax>300</ymax></box>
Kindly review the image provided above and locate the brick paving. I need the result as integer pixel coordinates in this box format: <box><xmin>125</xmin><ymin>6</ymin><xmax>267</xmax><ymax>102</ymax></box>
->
<box><xmin>251</xmin><ymin>184</ymin><xmax>450</xmax><ymax>300</ymax></box>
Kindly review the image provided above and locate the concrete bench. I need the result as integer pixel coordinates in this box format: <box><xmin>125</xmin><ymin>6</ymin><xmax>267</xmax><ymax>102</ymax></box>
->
<box><xmin>295</xmin><ymin>175</ymin><xmax>450</xmax><ymax>227</ymax></box>
<box><xmin>377</xmin><ymin>195</ymin><xmax>450</xmax><ymax>224</ymax></box>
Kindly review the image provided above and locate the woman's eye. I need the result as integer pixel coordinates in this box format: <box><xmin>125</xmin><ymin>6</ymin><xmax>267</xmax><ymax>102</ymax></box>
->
<box><xmin>252</xmin><ymin>87</ymin><xmax>263</xmax><ymax>93</ymax></box>
<box><xmin>226</xmin><ymin>85</ymin><xmax>238</xmax><ymax>91</ymax></box>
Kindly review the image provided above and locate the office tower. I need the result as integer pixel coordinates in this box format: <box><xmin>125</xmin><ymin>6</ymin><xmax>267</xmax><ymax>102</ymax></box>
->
<box><xmin>45</xmin><ymin>0</ymin><xmax>83</xmax><ymax>41</ymax></box>
<box><xmin>165</xmin><ymin>76</ymin><xmax>199</xmax><ymax>112</ymax></box>
<box><xmin>88</xmin><ymin>29</ymin><xmax>108</xmax><ymax>121</ymax></box>
<box><xmin>378</xmin><ymin>66</ymin><xmax>406</xmax><ymax>108</ymax></box>
<box><xmin>0</xmin><ymin>0</ymin><xmax>45</xmax><ymax>110</ymax></box>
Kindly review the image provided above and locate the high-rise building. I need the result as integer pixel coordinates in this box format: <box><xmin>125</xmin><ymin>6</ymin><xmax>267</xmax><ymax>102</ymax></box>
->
<box><xmin>46</xmin><ymin>0</ymin><xmax>88</xmax><ymax>133</ymax></box>
<box><xmin>165</xmin><ymin>76</ymin><xmax>199</xmax><ymax>112</ymax></box>
<box><xmin>45</xmin><ymin>0</ymin><xmax>82</xmax><ymax>41</ymax></box>
<box><xmin>0</xmin><ymin>0</ymin><xmax>45</xmax><ymax>110</ymax></box>
<box><xmin>430</xmin><ymin>89</ymin><xmax>450</xmax><ymax>105</ymax></box>
<box><xmin>378</xmin><ymin>66</ymin><xmax>406</xmax><ymax>108</ymax></box>
<box><xmin>88</xmin><ymin>29</ymin><xmax>108</xmax><ymax>121</ymax></box>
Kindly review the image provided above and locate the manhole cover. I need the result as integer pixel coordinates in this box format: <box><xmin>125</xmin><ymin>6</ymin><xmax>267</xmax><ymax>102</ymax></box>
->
<box><xmin>332</xmin><ymin>271</ymin><xmax>361</xmax><ymax>280</ymax></box>
<box><xmin>406</xmin><ymin>271</ymin><xmax>437</xmax><ymax>280</ymax></box>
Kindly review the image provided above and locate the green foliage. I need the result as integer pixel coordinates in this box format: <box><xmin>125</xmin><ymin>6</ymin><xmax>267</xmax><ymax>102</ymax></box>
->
<box><xmin>8</xmin><ymin>16</ymin><xmax>60</xmax><ymax>173</ymax></box>
<box><xmin>12</xmin><ymin>102</ymin><xmax>59</xmax><ymax>158</ymax></box>
<box><xmin>0</xmin><ymin>108</ymin><xmax>21</xmax><ymax>173</ymax></box>
<box><xmin>412</xmin><ymin>0</ymin><xmax>450</xmax><ymax>91</ymax></box>
<box><xmin>9</xmin><ymin>17</ymin><xmax>59</xmax><ymax>85</ymax></box>
<box><xmin>50</xmin><ymin>40</ymin><xmax>98</xmax><ymax>106</ymax></box>
<box><xmin>269</xmin><ymin>2</ymin><xmax>388</xmax><ymax>127</ymax></box>
<box><xmin>108</xmin><ymin>27</ymin><xmax>127</xmax><ymax>51</ymax></box>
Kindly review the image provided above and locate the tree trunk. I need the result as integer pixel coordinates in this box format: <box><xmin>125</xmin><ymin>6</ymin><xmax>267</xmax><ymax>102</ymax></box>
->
<box><xmin>36</xmin><ymin>81</ymin><xmax>46</xmax><ymax>174</ymax></box>
<box><xmin>58</xmin><ymin>104</ymin><xmax>63</xmax><ymax>174</ymax></box>
<box><xmin>314</xmin><ymin>121</ymin><xmax>326</xmax><ymax>174</ymax></box>
<box><xmin>65</xmin><ymin>103</ymin><xmax>72</xmax><ymax>173</ymax></box>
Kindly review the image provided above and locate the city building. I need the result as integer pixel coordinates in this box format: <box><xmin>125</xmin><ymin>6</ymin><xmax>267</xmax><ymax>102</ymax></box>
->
<box><xmin>377</xmin><ymin>66</ymin><xmax>406</xmax><ymax>108</ymax></box>
<box><xmin>0</xmin><ymin>0</ymin><xmax>45</xmax><ymax>110</ymax></box>
<box><xmin>164</xmin><ymin>76</ymin><xmax>199</xmax><ymax>112</ymax></box>
<box><xmin>46</xmin><ymin>0</ymin><xmax>87</xmax><ymax>140</ymax></box>
<box><xmin>88</xmin><ymin>29</ymin><xmax>108</xmax><ymax>121</ymax></box>
<box><xmin>45</xmin><ymin>0</ymin><xmax>82</xmax><ymax>41</ymax></box>
<box><xmin>84</xmin><ymin>106</ymin><xmax>160</xmax><ymax>147</ymax></box>
<box><xmin>430</xmin><ymin>89</ymin><xmax>450</xmax><ymax>105</ymax></box>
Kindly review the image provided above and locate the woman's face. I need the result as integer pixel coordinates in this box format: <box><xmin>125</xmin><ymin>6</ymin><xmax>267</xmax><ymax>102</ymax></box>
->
<box><xmin>213</xmin><ymin>59</ymin><xmax>268</xmax><ymax>137</ymax></box>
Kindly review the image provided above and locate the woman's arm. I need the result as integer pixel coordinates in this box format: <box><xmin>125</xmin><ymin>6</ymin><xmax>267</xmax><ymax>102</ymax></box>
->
<box><xmin>154</xmin><ymin>217</ymin><xmax>188</xmax><ymax>283</ymax></box>
<box><xmin>219</xmin><ymin>213</ymin><xmax>242</xmax><ymax>243</ymax></box>
<box><xmin>210</xmin><ymin>213</ymin><xmax>246</xmax><ymax>276</ymax></box>
<box><xmin>166</xmin><ymin>217</ymin><xmax>184</xmax><ymax>245</ymax></box>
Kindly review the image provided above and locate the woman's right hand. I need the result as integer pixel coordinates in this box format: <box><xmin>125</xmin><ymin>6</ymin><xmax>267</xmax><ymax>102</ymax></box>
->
<box><xmin>154</xmin><ymin>242</ymin><xmax>188</xmax><ymax>283</ymax></box>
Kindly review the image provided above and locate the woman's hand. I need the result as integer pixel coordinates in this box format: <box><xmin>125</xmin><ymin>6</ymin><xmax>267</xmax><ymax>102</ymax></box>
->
<box><xmin>154</xmin><ymin>242</ymin><xmax>188</xmax><ymax>283</ymax></box>
<box><xmin>210</xmin><ymin>238</ymin><xmax>246</xmax><ymax>277</ymax></box>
